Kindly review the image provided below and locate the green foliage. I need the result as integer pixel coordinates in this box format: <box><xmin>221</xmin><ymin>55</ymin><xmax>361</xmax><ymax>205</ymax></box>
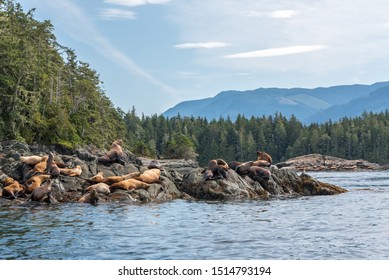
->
<box><xmin>0</xmin><ymin>0</ymin><xmax>124</xmax><ymax>148</ymax></box>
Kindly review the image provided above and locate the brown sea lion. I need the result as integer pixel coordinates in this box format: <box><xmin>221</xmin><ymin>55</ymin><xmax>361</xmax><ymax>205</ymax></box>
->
<box><xmin>98</xmin><ymin>139</ymin><xmax>126</xmax><ymax>165</ymax></box>
<box><xmin>202</xmin><ymin>169</ymin><xmax>214</xmax><ymax>180</ymax></box>
<box><xmin>78</xmin><ymin>189</ymin><xmax>99</xmax><ymax>205</ymax></box>
<box><xmin>46</xmin><ymin>152</ymin><xmax>60</xmax><ymax>177</ymax></box>
<box><xmin>207</xmin><ymin>159</ymin><xmax>229</xmax><ymax>179</ymax></box>
<box><xmin>257</xmin><ymin>151</ymin><xmax>272</xmax><ymax>165</ymax></box>
<box><xmin>28</xmin><ymin>179</ymin><xmax>53</xmax><ymax>202</ymax></box>
<box><xmin>25</xmin><ymin>174</ymin><xmax>51</xmax><ymax>193</ymax></box>
<box><xmin>235</xmin><ymin>164</ymin><xmax>251</xmax><ymax>176</ymax></box>
<box><xmin>59</xmin><ymin>165</ymin><xmax>82</xmax><ymax>177</ymax></box>
<box><xmin>249</xmin><ymin>166</ymin><xmax>271</xmax><ymax>180</ymax></box>
<box><xmin>133</xmin><ymin>168</ymin><xmax>161</xmax><ymax>184</ymax></box>
<box><xmin>148</xmin><ymin>160</ymin><xmax>163</xmax><ymax>170</ymax></box>
<box><xmin>1</xmin><ymin>177</ymin><xmax>25</xmax><ymax>199</ymax></box>
<box><xmin>83</xmin><ymin>183</ymin><xmax>111</xmax><ymax>195</ymax></box>
<box><xmin>110</xmin><ymin>179</ymin><xmax>149</xmax><ymax>191</ymax></box>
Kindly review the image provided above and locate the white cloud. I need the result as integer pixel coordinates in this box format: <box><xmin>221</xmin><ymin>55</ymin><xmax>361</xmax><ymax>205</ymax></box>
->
<box><xmin>174</xmin><ymin>42</ymin><xmax>231</xmax><ymax>49</ymax></box>
<box><xmin>103</xmin><ymin>0</ymin><xmax>171</xmax><ymax>7</ymax></box>
<box><xmin>224</xmin><ymin>45</ymin><xmax>327</xmax><ymax>58</ymax></box>
<box><xmin>270</xmin><ymin>10</ymin><xmax>297</xmax><ymax>18</ymax></box>
<box><xmin>99</xmin><ymin>8</ymin><xmax>137</xmax><ymax>20</ymax></box>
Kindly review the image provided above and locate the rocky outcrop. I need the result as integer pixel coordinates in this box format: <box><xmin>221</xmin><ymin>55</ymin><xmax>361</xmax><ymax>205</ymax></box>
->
<box><xmin>276</xmin><ymin>153</ymin><xmax>388</xmax><ymax>171</ymax></box>
<box><xmin>180</xmin><ymin>166</ymin><xmax>346</xmax><ymax>201</ymax></box>
<box><xmin>0</xmin><ymin>141</ymin><xmax>346</xmax><ymax>206</ymax></box>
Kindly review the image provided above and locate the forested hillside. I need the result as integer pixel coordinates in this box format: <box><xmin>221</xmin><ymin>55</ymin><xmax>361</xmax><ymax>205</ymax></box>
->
<box><xmin>1</xmin><ymin>1</ymin><xmax>389</xmax><ymax>166</ymax></box>
<box><xmin>0</xmin><ymin>0</ymin><xmax>124</xmax><ymax>147</ymax></box>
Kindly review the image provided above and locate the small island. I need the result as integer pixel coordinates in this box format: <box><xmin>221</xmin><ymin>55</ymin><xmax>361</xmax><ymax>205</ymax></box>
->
<box><xmin>0</xmin><ymin>140</ymin><xmax>347</xmax><ymax>206</ymax></box>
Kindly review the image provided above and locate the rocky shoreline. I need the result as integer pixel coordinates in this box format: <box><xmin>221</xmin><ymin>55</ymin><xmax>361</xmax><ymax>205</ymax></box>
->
<box><xmin>0</xmin><ymin>140</ymin><xmax>347</xmax><ymax>206</ymax></box>
<box><xmin>276</xmin><ymin>153</ymin><xmax>389</xmax><ymax>172</ymax></box>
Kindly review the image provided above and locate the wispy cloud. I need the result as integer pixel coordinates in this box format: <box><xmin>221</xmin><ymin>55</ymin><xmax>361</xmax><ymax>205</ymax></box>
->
<box><xmin>99</xmin><ymin>8</ymin><xmax>137</xmax><ymax>20</ymax></box>
<box><xmin>103</xmin><ymin>0</ymin><xmax>171</xmax><ymax>7</ymax></box>
<box><xmin>42</xmin><ymin>0</ymin><xmax>178</xmax><ymax>98</ymax></box>
<box><xmin>174</xmin><ymin>42</ymin><xmax>231</xmax><ymax>49</ymax></box>
<box><xmin>224</xmin><ymin>45</ymin><xmax>327</xmax><ymax>58</ymax></box>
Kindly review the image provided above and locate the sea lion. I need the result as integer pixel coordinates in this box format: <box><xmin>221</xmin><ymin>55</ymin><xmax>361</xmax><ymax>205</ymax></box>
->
<box><xmin>20</xmin><ymin>155</ymin><xmax>43</xmax><ymax>166</ymax></box>
<box><xmin>110</xmin><ymin>179</ymin><xmax>149</xmax><ymax>191</ymax></box>
<box><xmin>133</xmin><ymin>169</ymin><xmax>161</xmax><ymax>184</ymax></box>
<box><xmin>252</xmin><ymin>160</ymin><xmax>271</xmax><ymax>167</ymax></box>
<box><xmin>78</xmin><ymin>189</ymin><xmax>99</xmax><ymax>205</ymax></box>
<box><xmin>148</xmin><ymin>160</ymin><xmax>163</xmax><ymax>170</ymax></box>
<box><xmin>229</xmin><ymin>161</ymin><xmax>253</xmax><ymax>170</ymax></box>
<box><xmin>25</xmin><ymin>174</ymin><xmax>51</xmax><ymax>193</ymax></box>
<box><xmin>207</xmin><ymin>159</ymin><xmax>229</xmax><ymax>179</ymax></box>
<box><xmin>83</xmin><ymin>182</ymin><xmax>111</xmax><ymax>195</ymax></box>
<box><xmin>28</xmin><ymin>179</ymin><xmax>53</xmax><ymax>202</ymax></box>
<box><xmin>25</xmin><ymin>155</ymin><xmax>49</xmax><ymax>178</ymax></box>
<box><xmin>87</xmin><ymin>171</ymin><xmax>141</xmax><ymax>185</ymax></box>
<box><xmin>257</xmin><ymin>151</ymin><xmax>272</xmax><ymax>165</ymax></box>
<box><xmin>249</xmin><ymin>166</ymin><xmax>271</xmax><ymax>180</ymax></box>
<box><xmin>98</xmin><ymin>139</ymin><xmax>126</xmax><ymax>165</ymax></box>
<box><xmin>59</xmin><ymin>165</ymin><xmax>82</xmax><ymax>177</ymax></box>
<box><xmin>235</xmin><ymin>164</ymin><xmax>251</xmax><ymax>176</ymax></box>
<box><xmin>46</xmin><ymin>152</ymin><xmax>60</xmax><ymax>177</ymax></box>
<box><xmin>202</xmin><ymin>169</ymin><xmax>214</xmax><ymax>180</ymax></box>
<box><xmin>1</xmin><ymin>177</ymin><xmax>25</xmax><ymax>199</ymax></box>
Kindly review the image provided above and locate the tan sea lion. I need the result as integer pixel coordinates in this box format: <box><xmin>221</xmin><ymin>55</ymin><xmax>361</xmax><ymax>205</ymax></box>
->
<box><xmin>20</xmin><ymin>155</ymin><xmax>43</xmax><ymax>166</ymax></box>
<box><xmin>87</xmin><ymin>171</ymin><xmax>141</xmax><ymax>185</ymax></box>
<box><xmin>83</xmin><ymin>182</ymin><xmax>111</xmax><ymax>195</ymax></box>
<box><xmin>26</xmin><ymin>155</ymin><xmax>49</xmax><ymax>178</ymax></box>
<box><xmin>25</xmin><ymin>174</ymin><xmax>51</xmax><ymax>193</ymax></box>
<box><xmin>59</xmin><ymin>165</ymin><xmax>82</xmax><ymax>177</ymax></box>
<box><xmin>1</xmin><ymin>177</ymin><xmax>25</xmax><ymax>199</ymax></box>
<box><xmin>133</xmin><ymin>169</ymin><xmax>161</xmax><ymax>184</ymax></box>
<box><xmin>252</xmin><ymin>160</ymin><xmax>271</xmax><ymax>167</ymax></box>
<box><xmin>110</xmin><ymin>179</ymin><xmax>149</xmax><ymax>191</ymax></box>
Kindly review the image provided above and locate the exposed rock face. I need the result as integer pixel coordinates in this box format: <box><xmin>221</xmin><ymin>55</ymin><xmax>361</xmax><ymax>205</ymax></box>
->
<box><xmin>0</xmin><ymin>141</ymin><xmax>346</xmax><ymax>206</ymax></box>
<box><xmin>276</xmin><ymin>153</ymin><xmax>387</xmax><ymax>171</ymax></box>
<box><xmin>180</xmin><ymin>166</ymin><xmax>346</xmax><ymax>201</ymax></box>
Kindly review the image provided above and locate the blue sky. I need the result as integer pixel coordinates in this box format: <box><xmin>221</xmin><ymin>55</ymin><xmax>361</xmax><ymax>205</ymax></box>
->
<box><xmin>18</xmin><ymin>0</ymin><xmax>389</xmax><ymax>115</ymax></box>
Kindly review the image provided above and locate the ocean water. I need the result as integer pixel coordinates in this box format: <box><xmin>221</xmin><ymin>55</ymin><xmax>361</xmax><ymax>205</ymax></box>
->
<box><xmin>0</xmin><ymin>171</ymin><xmax>388</xmax><ymax>260</ymax></box>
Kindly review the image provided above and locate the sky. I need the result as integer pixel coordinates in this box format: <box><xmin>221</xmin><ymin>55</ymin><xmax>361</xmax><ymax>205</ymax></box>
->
<box><xmin>17</xmin><ymin>0</ymin><xmax>389</xmax><ymax>116</ymax></box>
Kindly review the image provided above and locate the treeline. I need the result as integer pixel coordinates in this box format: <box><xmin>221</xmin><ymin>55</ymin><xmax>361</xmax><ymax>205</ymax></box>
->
<box><xmin>1</xmin><ymin>1</ymin><xmax>389</xmax><ymax>166</ymax></box>
<box><xmin>123</xmin><ymin>110</ymin><xmax>389</xmax><ymax>165</ymax></box>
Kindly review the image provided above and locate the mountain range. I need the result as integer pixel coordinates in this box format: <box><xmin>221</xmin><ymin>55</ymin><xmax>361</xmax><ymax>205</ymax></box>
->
<box><xmin>163</xmin><ymin>81</ymin><xmax>389</xmax><ymax>123</ymax></box>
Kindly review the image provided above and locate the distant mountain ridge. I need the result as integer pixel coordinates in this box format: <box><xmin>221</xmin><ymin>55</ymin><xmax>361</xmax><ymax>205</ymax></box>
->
<box><xmin>163</xmin><ymin>82</ymin><xmax>389</xmax><ymax>123</ymax></box>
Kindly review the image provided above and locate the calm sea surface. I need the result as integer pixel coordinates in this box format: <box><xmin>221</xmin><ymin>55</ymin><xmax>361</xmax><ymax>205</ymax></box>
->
<box><xmin>1</xmin><ymin>171</ymin><xmax>388</xmax><ymax>260</ymax></box>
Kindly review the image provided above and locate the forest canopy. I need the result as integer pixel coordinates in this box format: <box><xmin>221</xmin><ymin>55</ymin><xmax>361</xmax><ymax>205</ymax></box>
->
<box><xmin>1</xmin><ymin>0</ymin><xmax>389</xmax><ymax>166</ymax></box>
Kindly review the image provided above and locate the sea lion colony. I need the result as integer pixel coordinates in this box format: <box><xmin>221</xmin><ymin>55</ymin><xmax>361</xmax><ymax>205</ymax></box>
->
<box><xmin>1</xmin><ymin>139</ymin><xmax>273</xmax><ymax>204</ymax></box>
